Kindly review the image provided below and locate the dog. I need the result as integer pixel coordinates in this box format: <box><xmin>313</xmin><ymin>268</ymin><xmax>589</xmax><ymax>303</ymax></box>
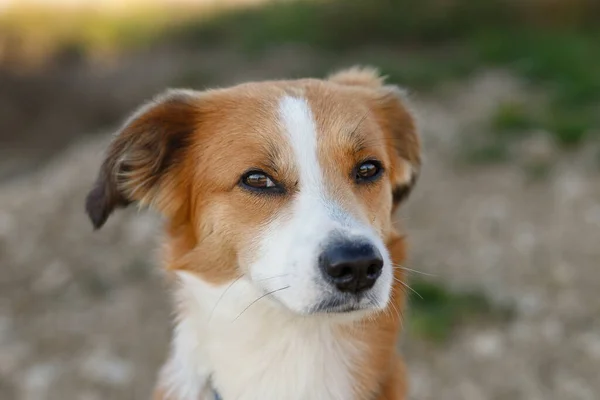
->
<box><xmin>85</xmin><ymin>66</ymin><xmax>421</xmax><ymax>400</ymax></box>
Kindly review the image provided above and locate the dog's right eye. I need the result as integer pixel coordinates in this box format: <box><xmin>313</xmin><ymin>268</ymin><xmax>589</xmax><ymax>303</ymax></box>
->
<box><xmin>240</xmin><ymin>170</ymin><xmax>284</xmax><ymax>194</ymax></box>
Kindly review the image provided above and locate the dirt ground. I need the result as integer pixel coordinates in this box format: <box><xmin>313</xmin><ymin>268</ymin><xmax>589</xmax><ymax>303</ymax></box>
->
<box><xmin>1</xmin><ymin>50</ymin><xmax>599</xmax><ymax>400</ymax></box>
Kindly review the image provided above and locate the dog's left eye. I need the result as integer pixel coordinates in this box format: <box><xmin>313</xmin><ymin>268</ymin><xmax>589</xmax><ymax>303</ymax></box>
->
<box><xmin>355</xmin><ymin>160</ymin><xmax>383</xmax><ymax>183</ymax></box>
<box><xmin>240</xmin><ymin>170</ymin><xmax>283</xmax><ymax>193</ymax></box>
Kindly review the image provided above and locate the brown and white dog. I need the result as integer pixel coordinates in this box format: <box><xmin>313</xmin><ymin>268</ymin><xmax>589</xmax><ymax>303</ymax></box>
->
<box><xmin>85</xmin><ymin>66</ymin><xmax>421</xmax><ymax>400</ymax></box>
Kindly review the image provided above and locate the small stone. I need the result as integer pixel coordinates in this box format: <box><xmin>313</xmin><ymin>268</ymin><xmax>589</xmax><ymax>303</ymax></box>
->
<box><xmin>0</xmin><ymin>314</ymin><xmax>11</xmax><ymax>342</ymax></box>
<box><xmin>518</xmin><ymin>133</ymin><xmax>556</xmax><ymax>164</ymax></box>
<box><xmin>518</xmin><ymin>293</ymin><xmax>544</xmax><ymax>316</ymax></box>
<box><xmin>471</xmin><ymin>331</ymin><xmax>503</xmax><ymax>357</ymax></box>
<box><xmin>458</xmin><ymin>380</ymin><xmax>486</xmax><ymax>400</ymax></box>
<box><xmin>0</xmin><ymin>211</ymin><xmax>14</xmax><ymax>238</ymax></box>
<box><xmin>541</xmin><ymin>319</ymin><xmax>564</xmax><ymax>342</ymax></box>
<box><xmin>584</xmin><ymin>205</ymin><xmax>600</xmax><ymax>225</ymax></box>
<box><xmin>32</xmin><ymin>260</ymin><xmax>71</xmax><ymax>293</ymax></box>
<box><xmin>21</xmin><ymin>362</ymin><xmax>60</xmax><ymax>400</ymax></box>
<box><xmin>578</xmin><ymin>332</ymin><xmax>600</xmax><ymax>360</ymax></box>
<box><xmin>80</xmin><ymin>347</ymin><xmax>133</xmax><ymax>387</ymax></box>
<box><xmin>77</xmin><ymin>391</ymin><xmax>102</xmax><ymax>400</ymax></box>
<box><xmin>0</xmin><ymin>342</ymin><xmax>30</xmax><ymax>375</ymax></box>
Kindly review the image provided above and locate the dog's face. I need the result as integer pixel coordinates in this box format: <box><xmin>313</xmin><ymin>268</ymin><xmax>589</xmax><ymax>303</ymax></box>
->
<box><xmin>86</xmin><ymin>68</ymin><xmax>420</xmax><ymax>317</ymax></box>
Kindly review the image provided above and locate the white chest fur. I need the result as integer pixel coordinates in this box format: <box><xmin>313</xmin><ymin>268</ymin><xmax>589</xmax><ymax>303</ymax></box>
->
<box><xmin>160</xmin><ymin>272</ymin><xmax>363</xmax><ymax>400</ymax></box>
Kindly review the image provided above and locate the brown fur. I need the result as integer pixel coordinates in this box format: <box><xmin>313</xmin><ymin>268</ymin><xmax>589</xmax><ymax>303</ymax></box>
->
<box><xmin>87</xmin><ymin>66</ymin><xmax>420</xmax><ymax>399</ymax></box>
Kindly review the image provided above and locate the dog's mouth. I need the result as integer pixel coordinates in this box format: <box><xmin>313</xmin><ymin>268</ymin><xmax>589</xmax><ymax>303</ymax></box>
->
<box><xmin>310</xmin><ymin>293</ymin><xmax>376</xmax><ymax>314</ymax></box>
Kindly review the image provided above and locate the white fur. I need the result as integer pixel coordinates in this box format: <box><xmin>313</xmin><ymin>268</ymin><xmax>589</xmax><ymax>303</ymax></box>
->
<box><xmin>162</xmin><ymin>271</ymin><xmax>363</xmax><ymax>400</ymax></box>
<box><xmin>159</xmin><ymin>95</ymin><xmax>393</xmax><ymax>399</ymax></box>
<box><xmin>397</xmin><ymin>159</ymin><xmax>414</xmax><ymax>186</ymax></box>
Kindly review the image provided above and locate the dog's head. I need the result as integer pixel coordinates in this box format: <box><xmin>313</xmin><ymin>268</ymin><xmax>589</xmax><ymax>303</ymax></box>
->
<box><xmin>86</xmin><ymin>67</ymin><xmax>420</xmax><ymax>316</ymax></box>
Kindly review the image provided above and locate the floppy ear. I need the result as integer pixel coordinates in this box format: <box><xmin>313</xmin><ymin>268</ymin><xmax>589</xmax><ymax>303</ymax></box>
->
<box><xmin>375</xmin><ymin>85</ymin><xmax>421</xmax><ymax>210</ymax></box>
<box><xmin>85</xmin><ymin>89</ymin><xmax>199</xmax><ymax>229</ymax></box>
<box><xmin>330</xmin><ymin>66</ymin><xmax>421</xmax><ymax>210</ymax></box>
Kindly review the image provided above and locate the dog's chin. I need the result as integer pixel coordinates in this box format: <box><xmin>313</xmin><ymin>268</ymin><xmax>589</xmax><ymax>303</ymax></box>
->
<box><xmin>266</xmin><ymin>293</ymin><xmax>382</xmax><ymax>321</ymax></box>
<box><xmin>293</xmin><ymin>293</ymin><xmax>386</xmax><ymax>322</ymax></box>
<box><xmin>313</xmin><ymin>294</ymin><xmax>380</xmax><ymax>312</ymax></box>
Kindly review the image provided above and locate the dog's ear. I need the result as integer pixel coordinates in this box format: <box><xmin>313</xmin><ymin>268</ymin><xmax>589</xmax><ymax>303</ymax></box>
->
<box><xmin>328</xmin><ymin>66</ymin><xmax>386</xmax><ymax>88</ymax></box>
<box><xmin>374</xmin><ymin>85</ymin><xmax>421</xmax><ymax>210</ymax></box>
<box><xmin>330</xmin><ymin>66</ymin><xmax>421</xmax><ymax>210</ymax></box>
<box><xmin>85</xmin><ymin>89</ymin><xmax>199</xmax><ymax>229</ymax></box>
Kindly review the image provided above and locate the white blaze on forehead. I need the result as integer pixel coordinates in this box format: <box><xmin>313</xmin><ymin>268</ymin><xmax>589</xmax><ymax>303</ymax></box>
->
<box><xmin>278</xmin><ymin>95</ymin><xmax>323</xmax><ymax>193</ymax></box>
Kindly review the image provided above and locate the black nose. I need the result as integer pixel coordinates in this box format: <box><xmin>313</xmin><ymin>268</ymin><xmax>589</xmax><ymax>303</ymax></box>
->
<box><xmin>319</xmin><ymin>241</ymin><xmax>384</xmax><ymax>294</ymax></box>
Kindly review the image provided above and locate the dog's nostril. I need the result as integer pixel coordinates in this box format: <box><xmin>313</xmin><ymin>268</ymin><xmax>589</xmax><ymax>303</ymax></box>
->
<box><xmin>319</xmin><ymin>241</ymin><xmax>384</xmax><ymax>294</ymax></box>
<box><xmin>339</xmin><ymin>266</ymin><xmax>353</xmax><ymax>279</ymax></box>
<box><xmin>367</xmin><ymin>263</ymin><xmax>380</xmax><ymax>278</ymax></box>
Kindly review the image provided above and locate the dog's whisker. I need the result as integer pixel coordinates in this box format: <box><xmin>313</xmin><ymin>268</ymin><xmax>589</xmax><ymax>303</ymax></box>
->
<box><xmin>208</xmin><ymin>274</ymin><xmax>245</xmax><ymax>323</ymax></box>
<box><xmin>389</xmin><ymin>292</ymin><xmax>406</xmax><ymax>328</ymax></box>
<box><xmin>233</xmin><ymin>286</ymin><xmax>290</xmax><ymax>322</ymax></box>
<box><xmin>391</xmin><ymin>263</ymin><xmax>436</xmax><ymax>277</ymax></box>
<box><xmin>387</xmin><ymin>296</ymin><xmax>403</xmax><ymax>321</ymax></box>
<box><xmin>253</xmin><ymin>274</ymin><xmax>289</xmax><ymax>282</ymax></box>
<box><xmin>393</xmin><ymin>277</ymin><xmax>423</xmax><ymax>299</ymax></box>
<box><xmin>398</xmin><ymin>309</ymin><xmax>405</xmax><ymax>330</ymax></box>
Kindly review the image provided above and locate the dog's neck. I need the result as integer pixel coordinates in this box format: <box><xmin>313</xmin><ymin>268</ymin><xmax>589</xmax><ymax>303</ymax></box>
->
<box><xmin>158</xmin><ymin>271</ymin><xmax>371</xmax><ymax>400</ymax></box>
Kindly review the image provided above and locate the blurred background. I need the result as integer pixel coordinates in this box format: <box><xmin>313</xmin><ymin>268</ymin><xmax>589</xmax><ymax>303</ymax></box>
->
<box><xmin>1</xmin><ymin>0</ymin><xmax>599</xmax><ymax>399</ymax></box>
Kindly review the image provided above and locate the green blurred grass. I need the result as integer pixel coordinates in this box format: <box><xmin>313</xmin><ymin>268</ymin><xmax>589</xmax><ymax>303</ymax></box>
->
<box><xmin>492</xmin><ymin>101</ymin><xmax>537</xmax><ymax>135</ymax></box>
<box><xmin>407</xmin><ymin>278</ymin><xmax>513</xmax><ymax>342</ymax></box>
<box><xmin>2</xmin><ymin>0</ymin><xmax>598</xmax><ymax>149</ymax></box>
<box><xmin>473</xmin><ymin>30</ymin><xmax>600</xmax><ymax>147</ymax></box>
<box><xmin>172</xmin><ymin>0</ymin><xmax>600</xmax><ymax>149</ymax></box>
<box><xmin>171</xmin><ymin>0</ymin><xmax>597</xmax><ymax>50</ymax></box>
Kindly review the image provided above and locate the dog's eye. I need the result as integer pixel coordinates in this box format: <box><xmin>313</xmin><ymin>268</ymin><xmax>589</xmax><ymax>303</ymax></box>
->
<box><xmin>355</xmin><ymin>160</ymin><xmax>383</xmax><ymax>183</ymax></box>
<box><xmin>243</xmin><ymin>172</ymin><xmax>275</xmax><ymax>188</ymax></box>
<box><xmin>240</xmin><ymin>170</ymin><xmax>283</xmax><ymax>193</ymax></box>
